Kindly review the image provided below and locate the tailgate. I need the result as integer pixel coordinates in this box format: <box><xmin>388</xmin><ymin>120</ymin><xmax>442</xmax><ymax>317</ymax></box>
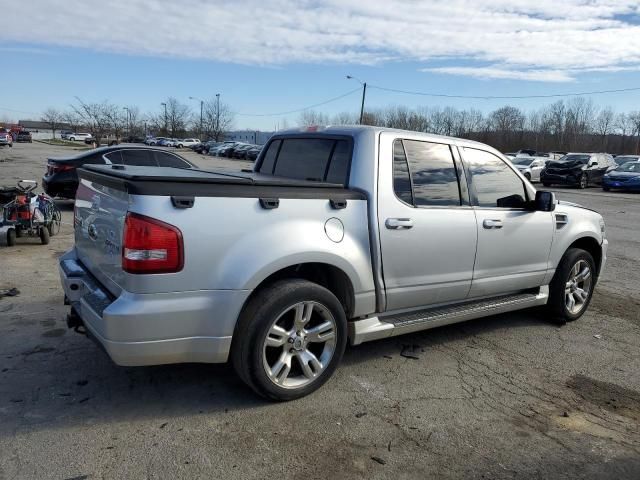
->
<box><xmin>74</xmin><ymin>176</ymin><xmax>128</xmax><ymax>295</ymax></box>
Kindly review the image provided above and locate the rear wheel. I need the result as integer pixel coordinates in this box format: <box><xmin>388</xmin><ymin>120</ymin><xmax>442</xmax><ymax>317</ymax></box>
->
<box><xmin>524</xmin><ymin>172</ymin><xmax>531</xmax><ymax>181</ymax></box>
<box><xmin>546</xmin><ymin>248</ymin><xmax>596</xmax><ymax>323</ymax></box>
<box><xmin>39</xmin><ymin>226</ymin><xmax>50</xmax><ymax>245</ymax></box>
<box><xmin>232</xmin><ymin>279</ymin><xmax>347</xmax><ymax>401</ymax></box>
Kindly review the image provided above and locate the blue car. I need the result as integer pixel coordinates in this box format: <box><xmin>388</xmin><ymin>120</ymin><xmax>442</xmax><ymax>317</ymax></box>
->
<box><xmin>602</xmin><ymin>161</ymin><xmax>640</xmax><ymax>191</ymax></box>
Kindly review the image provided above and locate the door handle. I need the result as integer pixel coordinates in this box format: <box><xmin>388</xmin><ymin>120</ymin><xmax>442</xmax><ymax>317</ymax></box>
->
<box><xmin>385</xmin><ymin>218</ymin><xmax>413</xmax><ymax>230</ymax></box>
<box><xmin>483</xmin><ymin>219</ymin><xmax>503</xmax><ymax>229</ymax></box>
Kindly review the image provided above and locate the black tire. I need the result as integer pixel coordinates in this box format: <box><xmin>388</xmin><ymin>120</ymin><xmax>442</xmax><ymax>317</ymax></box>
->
<box><xmin>69</xmin><ymin>137</ymin><xmax>75</xmax><ymax>142</ymax></box>
<box><xmin>231</xmin><ymin>279</ymin><xmax>348</xmax><ymax>401</ymax></box>
<box><xmin>6</xmin><ymin>228</ymin><xmax>16</xmax><ymax>247</ymax></box>
<box><xmin>542</xmin><ymin>182</ymin><xmax>551</xmax><ymax>187</ymax></box>
<box><xmin>546</xmin><ymin>248</ymin><xmax>596</xmax><ymax>323</ymax></box>
<box><xmin>15</xmin><ymin>227</ymin><xmax>23</xmax><ymax>238</ymax></box>
<box><xmin>524</xmin><ymin>172</ymin><xmax>531</xmax><ymax>181</ymax></box>
<box><xmin>39</xmin><ymin>226</ymin><xmax>50</xmax><ymax>245</ymax></box>
<box><xmin>603</xmin><ymin>187</ymin><xmax>610</xmax><ymax>192</ymax></box>
<box><xmin>578</xmin><ymin>173</ymin><xmax>587</xmax><ymax>189</ymax></box>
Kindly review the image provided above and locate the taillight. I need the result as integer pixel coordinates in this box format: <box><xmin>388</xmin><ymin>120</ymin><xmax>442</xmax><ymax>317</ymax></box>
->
<box><xmin>48</xmin><ymin>162</ymin><xmax>75</xmax><ymax>174</ymax></box>
<box><xmin>122</xmin><ymin>212</ymin><xmax>184</xmax><ymax>274</ymax></box>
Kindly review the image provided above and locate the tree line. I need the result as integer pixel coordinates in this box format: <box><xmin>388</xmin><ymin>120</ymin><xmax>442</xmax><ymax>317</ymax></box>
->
<box><xmin>40</xmin><ymin>97</ymin><xmax>234</xmax><ymax>145</ymax></box>
<box><xmin>299</xmin><ymin>97</ymin><xmax>640</xmax><ymax>154</ymax></box>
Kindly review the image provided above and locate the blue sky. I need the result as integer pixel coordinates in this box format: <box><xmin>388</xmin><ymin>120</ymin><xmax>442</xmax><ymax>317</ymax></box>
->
<box><xmin>2</xmin><ymin>1</ymin><xmax>640</xmax><ymax>131</ymax></box>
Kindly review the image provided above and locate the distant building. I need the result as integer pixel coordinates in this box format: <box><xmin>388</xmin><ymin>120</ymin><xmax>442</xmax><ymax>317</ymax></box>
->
<box><xmin>18</xmin><ymin>120</ymin><xmax>73</xmax><ymax>140</ymax></box>
<box><xmin>225</xmin><ymin>130</ymin><xmax>274</xmax><ymax>145</ymax></box>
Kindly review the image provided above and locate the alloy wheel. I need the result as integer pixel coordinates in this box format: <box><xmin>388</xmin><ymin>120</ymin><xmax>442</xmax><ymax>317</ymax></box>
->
<box><xmin>565</xmin><ymin>259</ymin><xmax>592</xmax><ymax>315</ymax></box>
<box><xmin>262</xmin><ymin>301</ymin><xmax>337</xmax><ymax>389</ymax></box>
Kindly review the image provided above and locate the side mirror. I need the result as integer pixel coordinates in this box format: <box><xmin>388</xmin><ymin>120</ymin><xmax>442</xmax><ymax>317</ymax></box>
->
<box><xmin>534</xmin><ymin>190</ymin><xmax>556</xmax><ymax>212</ymax></box>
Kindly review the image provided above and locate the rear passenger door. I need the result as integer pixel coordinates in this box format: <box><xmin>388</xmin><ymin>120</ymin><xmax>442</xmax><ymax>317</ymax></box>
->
<box><xmin>377</xmin><ymin>134</ymin><xmax>478</xmax><ymax>311</ymax></box>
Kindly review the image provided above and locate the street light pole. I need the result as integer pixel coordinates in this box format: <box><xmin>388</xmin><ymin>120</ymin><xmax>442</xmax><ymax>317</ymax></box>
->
<box><xmin>216</xmin><ymin>93</ymin><xmax>220</xmax><ymax>141</ymax></box>
<box><xmin>346</xmin><ymin>75</ymin><xmax>367</xmax><ymax>124</ymax></box>
<box><xmin>161</xmin><ymin>102</ymin><xmax>167</xmax><ymax>136</ymax></box>
<box><xmin>188</xmin><ymin>96</ymin><xmax>204</xmax><ymax>139</ymax></box>
<box><xmin>123</xmin><ymin>107</ymin><xmax>130</xmax><ymax>139</ymax></box>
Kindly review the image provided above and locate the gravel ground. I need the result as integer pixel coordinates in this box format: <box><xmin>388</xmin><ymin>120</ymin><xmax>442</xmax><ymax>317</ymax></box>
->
<box><xmin>0</xmin><ymin>142</ymin><xmax>639</xmax><ymax>480</ymax></box>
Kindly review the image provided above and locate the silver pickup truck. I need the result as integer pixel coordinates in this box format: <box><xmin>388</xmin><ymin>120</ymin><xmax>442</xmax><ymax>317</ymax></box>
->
<box><xmin>59</xmin><ymin>126</ymin><xmax>607</xmax><ymax>400</ymax></box>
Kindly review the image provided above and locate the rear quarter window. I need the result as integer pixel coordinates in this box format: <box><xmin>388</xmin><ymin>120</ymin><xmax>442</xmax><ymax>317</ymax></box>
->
<box><xmin>154</xmin><ymin>151</ymin><xmax>192</xmax><ymax>168</ymax></box>
<box><xmin>258</xmin><ymin>137</ymin><xmax>352</xmax><ymax>185</ymax></box>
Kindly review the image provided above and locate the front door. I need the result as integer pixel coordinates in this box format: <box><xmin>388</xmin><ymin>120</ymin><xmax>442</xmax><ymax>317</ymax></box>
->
<box><xmin>460</xmin><ymin>147</ymin><xmax>554</xmax><ymax>298</ymax></box>
<box><xmin>377</xmin><ymin>134</ymin><xmax>478</xmax><ymax>311</ymax></box>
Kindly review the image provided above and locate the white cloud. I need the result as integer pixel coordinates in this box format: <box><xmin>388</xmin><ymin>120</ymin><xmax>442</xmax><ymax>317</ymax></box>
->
<box><xmin>2</xmin><ymin>0</ymin><xmax>640</xmax><ymax>82</ymax></box>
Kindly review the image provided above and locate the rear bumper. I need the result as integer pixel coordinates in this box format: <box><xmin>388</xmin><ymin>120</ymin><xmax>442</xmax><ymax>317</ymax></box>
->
<box><xmin>58</xmin><ymin>249</ymin><xmax>249</xmax><ymax>366</ymax></box>
<box><xmin>602</xmin><ymin>178</ymin><xmax>640</xmax><ymax>190</ymax></box>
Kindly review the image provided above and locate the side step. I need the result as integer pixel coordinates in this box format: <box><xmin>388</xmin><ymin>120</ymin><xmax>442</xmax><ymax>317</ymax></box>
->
<box><xmin>349</xmin><ymin>287</ymin><xmax>548</xmax><ymax>345</ymax></box>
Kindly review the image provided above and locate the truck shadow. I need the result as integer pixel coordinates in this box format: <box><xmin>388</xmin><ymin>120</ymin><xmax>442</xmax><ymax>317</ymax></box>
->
<box><xmin>0</xmin><ymin>307</ymin><xmax>553</xmax><ymax>437</ymax></box>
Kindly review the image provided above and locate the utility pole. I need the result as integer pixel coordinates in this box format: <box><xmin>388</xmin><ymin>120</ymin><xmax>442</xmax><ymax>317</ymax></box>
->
<box><xmin>161</xmin><ymin>102</ymin><xmax>167</xmax><ymax>136</ymax></box>
<box><xmin>216</xmin><ymin>93</ymin><xmax>221</xmax><ymax>141</ymax></box>
<box><xmin>346</xmin><ymin>75</ymin><xmax>367</xmax><ymax>124</ymax></box>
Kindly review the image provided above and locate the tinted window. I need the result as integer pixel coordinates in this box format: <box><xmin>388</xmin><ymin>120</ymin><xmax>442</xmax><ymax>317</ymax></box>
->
<box><xmin>154</xmin><ymin>151</ymin><xmax>191</xmax><ymax>168</ymax></box>
<box><xmin>103</xmin><ymin>151</ymin><xmax>122</xmax><ymax>164</ymax></box>
<box><xmin>273</xmin><ymin>139</ymin><xmax>334</xmax><ymax>181</ymax></box>
<box><xmin>325</xmin><ymin>140</ymin><xmax>350</xmax><ymax>184</ymax></box>
<box><xmin>463</xmin><ymin>148</ymin><xmax>527</xmax><ymax>208</ymax></box>
<box><xmin>392</xmin><ymin>140</ymin><xmax>413</xmax><ymax>205</ymax></box>
<box><xmin>121</xmin><ymin>150</ymin><xmax>156</xmax><ymax>166</ymax></box>
<box><xmin>403</xmin><ymin>140</ymin><xmax>461</xmax><ymax>206</ymax></box>
<box><xmin>260</xmin><ymin>140</ymin><xmax>281</xmax><ymax>174</ymax></box>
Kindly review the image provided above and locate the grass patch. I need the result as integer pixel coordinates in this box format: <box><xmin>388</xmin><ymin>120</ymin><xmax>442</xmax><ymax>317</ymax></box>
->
<box><xmin>36</xmin><ymin>139</ymin><xmax>91</xmax><ymax>149</ymax></box>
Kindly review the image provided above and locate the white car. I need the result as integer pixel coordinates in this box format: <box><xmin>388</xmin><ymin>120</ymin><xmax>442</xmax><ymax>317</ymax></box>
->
<box><xmin>176</xmin><ymin>138</ymin><xmax>201</xmax><ymax>148</ymax></box>
<box><xmin>511</xmin><ymin>156</ymin><xmax>547</xmax><ymax>182</ymax></box>
<box><xmin>67</xmin><ymin>133</ymin><xmax>92</xmax><ymax>142</ymax></box>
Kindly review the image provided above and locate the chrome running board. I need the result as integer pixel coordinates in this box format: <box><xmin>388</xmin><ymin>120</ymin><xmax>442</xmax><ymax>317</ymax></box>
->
<box><xmin>349</xmin><ymin>286</ymin><xmax>549</xmax><ymax>345</ymax></box>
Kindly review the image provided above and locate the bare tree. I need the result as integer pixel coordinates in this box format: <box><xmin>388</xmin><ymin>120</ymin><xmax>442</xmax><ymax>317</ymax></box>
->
<box><xmin>203</xmin><ymin>98</ymin><xmax>234</xmax><ymax>141</ymax></box>
<box><xmin>629</xmin><ymin>111</ymin><xmax>640</xmax><ymax>154</ymax></box>
<box><xmin>164</xmin><ymin>97</ymin><xmax>191</xmax><ymax>137</ymax></box>
<box><xmin>41</xmin><ymin>108</ymin><xmax>63</xmax><ymax>139</ymax></box>
<box><xmin>61</xmin><ymin>111</ymin><xmax>82</xmax><ymax>134</ymax></box>
<box><xmin>70</xmin><ymin>98</ymin><xmax>113</xmax><ymax>146</ymax></box>
<box><xmin>297</xmin><ymin>110</ymin><xmax>330</xmax><ymax>126</ymax></box>
<box><xmin>332</xmin><ymin>111</ymin><xmax>358</xmax><ymax>125</ymax></box>
<box><xmin>594</xmin><ymin>107</ymin><xmax>614</xmax><ymax>150</ymax></box>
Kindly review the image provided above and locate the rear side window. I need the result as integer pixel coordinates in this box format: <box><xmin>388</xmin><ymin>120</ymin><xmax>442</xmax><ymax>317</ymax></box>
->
<box><xmin>258</xmin><ymin>138</ymin><xmax>351</xmax><ymax>184</ymax></box>
<box><xmin>154</xmin><ymin>151</ymin><xmax>191</xmax><ymax>168</ymax></box>
<box><xmin>403</xmin><ymin>140</ymin><xmax>461</xmax><ymax>206</ymax></box>
<box><xmin>121</xmin><ymin>150</ymin><xmax>156</xmax><ymax>166</ymax></box>
<box><xmin>104</xmin><ymin>151</ymin><xmax>123</xmax><ymax>164</ymax></box>
<box><xmin>392</xmin><ymin>140</ymin><xmax>413</xmax><ymax>205</ymax></box>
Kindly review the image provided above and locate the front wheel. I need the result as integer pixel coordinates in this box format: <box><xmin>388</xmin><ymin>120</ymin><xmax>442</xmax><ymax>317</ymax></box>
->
<box><xmin>603</xmin><ymin>186</ymin><xmax>610</xmax><ymax>192</ymax></box>
<box><xmin>232</xmin><ymin>279</ymin><xmax>347</xmax><ymax>401</ymax></box>
<box><xmin>39</xmin><ymin>226</ymin><xmax>50</xmax><ymax>245</ymax></box>
<box><xmin>524</xmin><ymin>172</ymin><xmax>531</xmax><ymax>181</ymax></box>
<box><xmin>578</xmin><ymin>174</ymin><xmax>588</xmax><ymax>189</ymax></box>
<box><xmin>546</xmin><ymin>248</ymin><xmax>596</xmax><ymax>323</ymax></box>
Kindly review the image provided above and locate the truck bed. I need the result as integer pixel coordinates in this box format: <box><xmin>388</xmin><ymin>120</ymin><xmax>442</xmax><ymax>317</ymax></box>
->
<box><xmin>79</xmin><ymin>164</ymin><xmax>365</xmax><ymax>199</ymax></box>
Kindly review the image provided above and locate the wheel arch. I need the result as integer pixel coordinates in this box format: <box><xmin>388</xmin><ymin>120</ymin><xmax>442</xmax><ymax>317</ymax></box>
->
<box><xmin>567</xmin><ymin>236</ymin><xmax>603</xmax><ymax>276</ymax></box>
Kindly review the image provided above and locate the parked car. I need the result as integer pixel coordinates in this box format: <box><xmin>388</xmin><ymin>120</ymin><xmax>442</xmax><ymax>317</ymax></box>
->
<box><xmin>516</xmin><ymin>149</ymin><xmax>536</xmax><ymax>156</ymax></box>
<box><xmin>602</xmin><ymin>161</ymin><xmax>640</xmax><ymax>191</ymax></box>
<box><xmin>217</xmin><ymin>142</ymin><xmax>241</xmax><ymax>157</ymax></box>
<box><xmin>193</xmin><ymin>140</ymin><xmax>217</xmax><ymax>154</ymax></box>
<box><xmin>246</xmin><ymin>145</ymin><xmax>262</xmax><ymax>161</ymax></box>
<box><xmin>176</xmin><ymin>138</ymin><xmax>200</xmax><ymax>148</ymax></box>
<box><xmin>232</xmin><ymin>144</ymin><xmax>254</xmax><ymax>159</ymax></box>
<box><xmin>540</xmin><ymin>153</ymin><xmax>617</xmax><ymax>188</ymax></box>
<box><xmin>613</xmin><ymin>155</ymin><xmax>640</xmax><ymax>166</ymax></box>
<box><xmin>157</xmin><ymin>138</ymin><xmax>177</xmax><ymax>147</ymax></box>
<box><xmin>60</xmin><ymin>131</ymin><xmax>74</xmax><ymax>140</ymax></box>
<box><xmin>144</xmin><ymin>137</ymin><xmax>167</xmax><ymax>146</ymax></box>
<box><xmin>42</xmin><ymin>145</ymin><xmax>195</xmax><ymax>199</ymax></box>
<box><xmin>59</xmin><ymin>125</ymin><xmax>607</xmax><ymax>400</ymax></box>
<box><xmin>511</xmin><ymin>156</ymin><xmax>546</xmax><ymax>182</ymax></box>
<box><xmin>67</xmin><ymin>133</ymin><xmax>92</xmax><ymax>142</ymax></box>
<box><xmin>16</xmin><ymin>131</ymin><xmax>33</xmax><ymax>143</ymax></box>
<box><xmin>0</xmin><ymin>128</ymin><xmax>13</xmax><ymax>147</ymax></box>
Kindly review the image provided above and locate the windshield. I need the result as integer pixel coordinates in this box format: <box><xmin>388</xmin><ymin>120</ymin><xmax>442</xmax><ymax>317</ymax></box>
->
<box><xmin>615</xmin><ymin>156</ymin><xmax>639</xmax><ymax>165</ymax></box>
<box><xmin>512</xmin><ymin>158</ymin><xmax>533</xmax><ymax>166</ymax></box>
<box><xmin>558</xmin><ymin>154</ymin><xmax>590</xmax><ymax>164</ymax></box>
<box><xmin>616</xmin><ymin>162</ymin><xmax>640</xmax><ymax>172</ymax></box>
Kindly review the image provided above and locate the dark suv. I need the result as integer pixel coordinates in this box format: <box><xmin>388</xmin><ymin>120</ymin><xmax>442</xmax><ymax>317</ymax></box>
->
<box><xmin>540</xmin><ymin>153</ymin><xmax>616</xmax><ymax>189</ymax></box>
<box><xmin>42</xmin><ymin>145</ymin><xmax>195</xmax><ymax>198</ymax></box>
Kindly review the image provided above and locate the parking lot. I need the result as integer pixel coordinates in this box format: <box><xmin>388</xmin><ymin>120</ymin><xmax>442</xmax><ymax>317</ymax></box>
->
<box><xmin>0</xmin><ymin>141</ymin><xmax>639</xmax><ymax>479</ymax></box>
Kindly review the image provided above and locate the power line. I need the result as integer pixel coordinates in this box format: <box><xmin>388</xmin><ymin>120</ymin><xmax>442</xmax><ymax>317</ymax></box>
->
<box><xmin>368</xmin><ymin>84</ymin><xmax>640</xmax><ymax>100</ymax></box>
<box><xmin>233</xmin><ymin>87</ymin><xmax>362</xmax><ymax>116</ymax></box>
<box><xmin>0</xmin><ymin>106</ymin><xmax>39</xmax><ymax>115</ymax></box>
